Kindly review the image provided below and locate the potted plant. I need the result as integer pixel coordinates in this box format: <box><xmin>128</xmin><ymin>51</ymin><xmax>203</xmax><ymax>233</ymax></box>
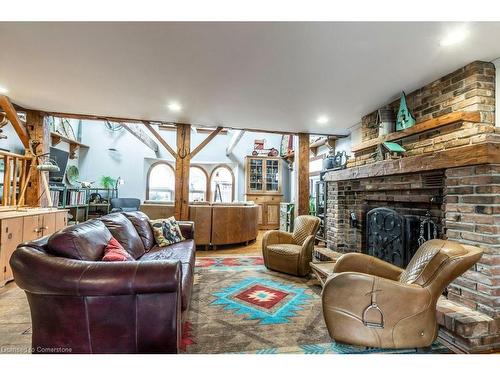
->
<box><xmin>100</xmin><ymin>176</ymin><xmax>116</xmax><ymax>189</ymax></box>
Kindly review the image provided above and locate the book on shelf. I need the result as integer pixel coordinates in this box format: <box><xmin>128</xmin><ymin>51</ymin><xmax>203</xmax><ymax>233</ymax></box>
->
<box><xmin>66</xmin><ymin>190</ymin><xmax>86</xmax><ymax>206</ymax></box>
<box><xmin>50</xmin><ymin>190</ymin><xmax>61</xmax><ymax>207</ymax></box>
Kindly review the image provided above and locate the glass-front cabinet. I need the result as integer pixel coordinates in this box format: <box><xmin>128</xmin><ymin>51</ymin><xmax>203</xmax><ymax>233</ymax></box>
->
<box><xmin>265</xmin><ymin>159</ymin><xmax>280</xmax><ymax>192</ymax></box>
<box><xmin>245</xmin><ymin>156</ymin><xmax>283</xmax><ymax>230</ymax></box>
<box><xmin>246</xmin><ymin>156</ymin><xmax>281</xmax><ymax>194</ymax></box>
<box><xmin>249</xmin><ymin>158</ymin><xmax>263</xmax><ymax>191</ymax></box>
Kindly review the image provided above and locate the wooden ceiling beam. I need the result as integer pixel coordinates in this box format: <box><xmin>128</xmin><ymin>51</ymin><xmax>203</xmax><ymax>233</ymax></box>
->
<box><xmin>190</xmin><ymin>126</ymin><xmax>223</xmax><ymax>159</ymax></box>
<box><xmin>41</xmin><ymin>110</ymin><xmax>347</xmax><ymax>137</ymax></box>
<box><xmin>0</xmin><ymin>95</ymin><xmax>30</xmax><ymax>149</ymax></box>
<box><xmin>143</xmin><ymin>121</ymin><xmax>177</xmax><ymax>158</ymax></box>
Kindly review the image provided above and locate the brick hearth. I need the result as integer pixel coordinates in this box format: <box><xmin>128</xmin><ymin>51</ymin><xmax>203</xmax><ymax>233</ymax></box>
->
<box><xmin>323</xmin><ymin>60</ymin><xmax>499</xmax><ymax>353</ymax></box>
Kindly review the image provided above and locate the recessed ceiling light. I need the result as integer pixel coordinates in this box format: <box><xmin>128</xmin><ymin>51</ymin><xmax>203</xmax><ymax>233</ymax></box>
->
<box><xmin>0</xmin><ymin>87</ymin><xmax>8</xmax><ymax>95</ymax></box>
<box><xmin>167</xmin><ymin>101</ymin><xmax>182</xmax><ymax>112</ymax></box>
<box><xmin>316</xmin><ymin>115</ymin><xmax>329</xmax><ymax>125</ymax></box>
<box><xmin>440</xmin><ymin>28</ymin><xmax>469</xmax><ymax>47</ymax></box>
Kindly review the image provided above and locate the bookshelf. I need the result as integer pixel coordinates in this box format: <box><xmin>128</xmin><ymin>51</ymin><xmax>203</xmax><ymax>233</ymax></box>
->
<box><xmin>48</xmin><ymin>187</ymin><xmax>118</xmax><ymax>224</ymax></box>
<box><xmin>87</xmin><ymin>188</ymin><xmax>118</xmax><ymax>219</ymax></box>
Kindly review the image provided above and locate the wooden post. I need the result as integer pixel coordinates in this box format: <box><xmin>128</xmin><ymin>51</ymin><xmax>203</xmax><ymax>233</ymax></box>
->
<box><xmin>25</xmin><ymin>110</ymin><xmax>49</xmax><ymax>207</ymax></box>
<box><xmin>174</xmin><ymin>124</ymin><xmax>191</xmax><ymax>220</ymax></box>
<box><xmin>295</xmin><ymin>133</ymin><xmax>310</xmax><ymax>217</ymax></box>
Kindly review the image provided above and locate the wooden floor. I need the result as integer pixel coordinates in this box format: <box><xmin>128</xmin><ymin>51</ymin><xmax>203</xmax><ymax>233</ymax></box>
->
<box><xmin>196</xmin><ymin>230</ymin><xmax>265</xmax><ymax>257</ymax></box>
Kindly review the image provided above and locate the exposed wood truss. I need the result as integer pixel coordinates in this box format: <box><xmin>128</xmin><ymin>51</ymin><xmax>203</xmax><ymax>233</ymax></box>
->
<box><xmin>0</xmin><ymin>95</ymin><xmax>30</xmax><ymax>149</ymax></box>
<box><xmin>143</xmin><ymin>121</ymin><xmax>177</xmax><ymax>158</ymax></box>
<box><xmin>143</xmin><ymin>123</ymin><xmax>223</xmax><ymax>220</ymax></box>
<box><xmin>190</xmin><ymin>126</ymin><xmax>223</xmax><ymax>158</ymax></box>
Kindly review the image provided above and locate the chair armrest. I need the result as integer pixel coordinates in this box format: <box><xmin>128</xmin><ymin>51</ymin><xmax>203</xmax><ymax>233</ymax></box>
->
<box><xmin>178</xmin><ymin>221</ymin><xmax>195</xmax><ymax>240</ymax></box>
<box><xmin>322</xmin><ymin>272</ymin><xmax>433</xmax><ymax>336</ymax></box>
<box><xmin>11</xmin><ymin>246</ymin><xmax>182</xmax><ymax>296</ymax></box>
<box><xmin>262</xmin><ymin>230</ymin><xmax>295</xmax><ymax>248</ymax></box>
<box><xmin>333</xmin><ymin>253</ymin><xmax>404</xmax><ymax>281</ymax></box>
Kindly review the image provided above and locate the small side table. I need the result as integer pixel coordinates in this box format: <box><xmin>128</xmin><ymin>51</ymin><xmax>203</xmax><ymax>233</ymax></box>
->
<box><xmin>310</xmin><ymin>261</ymin><xmax>337</xmax><ymax>287</ymax></box>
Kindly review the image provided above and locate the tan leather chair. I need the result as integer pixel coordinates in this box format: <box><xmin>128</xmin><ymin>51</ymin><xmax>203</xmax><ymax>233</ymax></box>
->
<box><xmin>262</xmin><ymin>215</ymin><xmax>320</xmax><ymax>276</ymax></box>
<box><xmin>322</xmin><ymin>239</ymin><xmax>483</xmax><ymax>349</ymax></box>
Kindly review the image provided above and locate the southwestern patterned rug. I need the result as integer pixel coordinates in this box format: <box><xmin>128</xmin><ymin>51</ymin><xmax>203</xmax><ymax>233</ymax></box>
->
<box><xmin>182</xmin><ymin>256</ymin><xmax>450</xmax><ymax>354</ymax></box>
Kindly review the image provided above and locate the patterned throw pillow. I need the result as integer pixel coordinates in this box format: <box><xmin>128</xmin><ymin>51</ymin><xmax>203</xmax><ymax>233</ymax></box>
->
<box><xmin>149</xmin><ymin>217</ymin><xmax>185</xmax><ymax>246</ymax></box>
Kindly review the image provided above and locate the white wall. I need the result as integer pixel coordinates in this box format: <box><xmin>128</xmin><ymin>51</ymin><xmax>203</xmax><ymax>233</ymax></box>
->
<box><xmin>0</xmin><ymin>121</ymin><xmax>24</xmax><ymax>154</ymax></box>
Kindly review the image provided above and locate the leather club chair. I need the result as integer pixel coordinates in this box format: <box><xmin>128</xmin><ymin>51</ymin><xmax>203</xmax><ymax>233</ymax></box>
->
<box><xmin>262</xmin><ymin>215</ymin><xmax>320</xmax><ymax>276</ymax></box>
<box><xmin>322</xmin><ymin>239</ymin><xmax>483</xmax><ymax>349</ymax></box>
<box><xmin>10</xmin><ymin>211</ymin><xmax>195</xmax><ymax>354</ymax></box>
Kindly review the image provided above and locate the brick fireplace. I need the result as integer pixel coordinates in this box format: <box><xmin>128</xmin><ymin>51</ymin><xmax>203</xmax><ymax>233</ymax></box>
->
<box><xmin>324</xmin><ymin>61</ymin><xmax>500</xmax><ymax>353</ymax></box>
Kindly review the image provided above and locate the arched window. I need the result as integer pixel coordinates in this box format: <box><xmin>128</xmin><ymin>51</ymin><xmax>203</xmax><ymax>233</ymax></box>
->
<box><xmin>189</xmin><ymin>166</ymin><xmax>208</xmax><ymax>202</ymax></box>
<box><xmin>147</xmin><ymin>162</ymin><xmax>175</xmax><ymax>201</ymax></box>
<box><xmin>210</xmin><ymin>165</ymin><xmax>234</xmax><ymax>203</ymax></box>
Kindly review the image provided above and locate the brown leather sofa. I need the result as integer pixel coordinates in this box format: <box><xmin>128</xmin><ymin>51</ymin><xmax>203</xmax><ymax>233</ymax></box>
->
<box><xmin>322</xmin><ymin>239</ymin><xmax>483</xmax><ymax>349</ymax></box>
<box><xmin>10</xmin><ymin>211</ymin><xmax>195</xmax><ymax>354</ymax></box>
<box><xmin>262</xmin><ymin>215</ymin><xmax>320</xmax><ymax>276</ymax></box>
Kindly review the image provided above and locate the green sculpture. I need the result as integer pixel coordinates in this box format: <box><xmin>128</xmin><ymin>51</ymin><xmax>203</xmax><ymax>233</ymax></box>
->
<box><xmin>396</xmin><ymin>91</ymin><xmax>416</xmax><ymax>131</ymax></box>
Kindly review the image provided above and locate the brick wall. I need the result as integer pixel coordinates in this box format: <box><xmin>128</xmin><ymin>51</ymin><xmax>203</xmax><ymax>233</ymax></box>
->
<box><xmin>444</xmin><ymin>164</ymin><xmax>500</xmax><ymax>319</ymax></box>
<box><xmin>350</xmin><ymin>61</ymin><xmax>496</xmax><ymax>168</ymax></box>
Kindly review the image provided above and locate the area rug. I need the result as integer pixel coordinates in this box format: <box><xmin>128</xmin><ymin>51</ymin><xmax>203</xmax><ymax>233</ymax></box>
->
<box><xmin>182</xmin><ymin>255</ymin><xmax>450</xmax><ymax>354</ymax></box>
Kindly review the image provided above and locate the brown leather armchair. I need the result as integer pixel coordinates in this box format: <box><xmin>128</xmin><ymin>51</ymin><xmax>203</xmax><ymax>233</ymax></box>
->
<box><xmin>262</xmin><ymin>215</ymin><xmax>320</xmax><ymax>276</ymax></box>
<box><xmin>322</xmin><ymin>239</ymin><xmax>483</xmax><ymax>349</ymax></box>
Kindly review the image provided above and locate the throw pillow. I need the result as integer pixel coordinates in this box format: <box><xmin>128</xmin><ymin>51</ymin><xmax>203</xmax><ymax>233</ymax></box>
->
<box><xmin>102</xmin><ymin>237</ymin><xmax>134</xmax><ymax>261</ymax></box>
<box><xmin>149</xmin><ymin>217</ymin><xmax>185</xmax><ymax>246</ymax></box>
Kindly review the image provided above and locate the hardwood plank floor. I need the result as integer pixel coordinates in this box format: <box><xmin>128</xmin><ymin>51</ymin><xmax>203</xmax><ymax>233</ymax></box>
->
<box><xmin>196</xmin><ymin>230</ymin><xmax>265</xmax><ymax>257</ymax></box>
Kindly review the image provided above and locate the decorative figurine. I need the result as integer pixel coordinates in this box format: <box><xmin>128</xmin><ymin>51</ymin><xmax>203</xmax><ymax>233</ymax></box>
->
<box><xmin>323</xmin><ymin>150</ymin><xmax>349</xmax><ymax>171</ymax></box>
<box><xmin>376</xmin><ymin>106</ymin><xmax>396</xmax><ymax>136</ymax></box>
<box><xmin>396</xmin><ymin>91</ymin><xmax>416</xmax><ymax>131</ymax></box>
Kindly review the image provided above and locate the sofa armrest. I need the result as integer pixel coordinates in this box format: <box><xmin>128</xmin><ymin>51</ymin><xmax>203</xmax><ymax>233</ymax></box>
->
<box><xmin>333</xmin><ymin>253</ymin><xmax>404</xmax><ymax>281</ymax></box>
<box><xmin>178</xmin><ymin>221</ymin><xmax>195</xmax><ymax>240</ymax></box>
<box><xmin>11</xmin><ymin>246</ymin><xmax>182</xmax><ymax>296</ymax></box>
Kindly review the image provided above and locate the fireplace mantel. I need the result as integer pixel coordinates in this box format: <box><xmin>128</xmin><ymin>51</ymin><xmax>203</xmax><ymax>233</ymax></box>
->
<box><xmin>324</xmin><ymin>142</ymin><xmax>500</xmax><ymax>182</ymax></box>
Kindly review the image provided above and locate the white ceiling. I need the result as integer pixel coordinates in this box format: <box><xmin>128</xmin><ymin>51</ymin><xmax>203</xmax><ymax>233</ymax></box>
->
<box><xmin>1</xmin><ymin>22</ymin><xmax>500</xmax><ymax>135</ymax></box>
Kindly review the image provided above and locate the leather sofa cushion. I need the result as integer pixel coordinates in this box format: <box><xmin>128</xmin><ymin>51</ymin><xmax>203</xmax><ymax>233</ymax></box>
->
<box><xmin>139</xmin><ymin>239</ymin><xmax>195</xmax><ymax>311</ymax></box>
<box><xmin>47</xmin><ymin>219</ymin><xmax>112</xmax><ymax>261</ymax></box>
<box><xmin>100</xmin><ymin>213</ymin><xmax>146</xmax><ymax>259</ymax></box>
<box><xmin>122</xmin><ymin>211</ymin><xmax>156</xmax><ymax>251</ymax></box>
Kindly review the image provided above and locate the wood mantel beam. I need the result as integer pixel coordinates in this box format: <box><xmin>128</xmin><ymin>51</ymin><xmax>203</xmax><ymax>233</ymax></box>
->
<box><xmin>0</xmin><ymin>95</ymin><xmax>30</xmax><ymax>149</ymax></box>
<box><xmin>190</xmin><ymin>126</ymin><xmax>223</xmax><ymax>159</ymax></box>
<box><xmin>324</xmin><ymin>142</ymin><xmax>500</xmax><ymax>182</ymax></box>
